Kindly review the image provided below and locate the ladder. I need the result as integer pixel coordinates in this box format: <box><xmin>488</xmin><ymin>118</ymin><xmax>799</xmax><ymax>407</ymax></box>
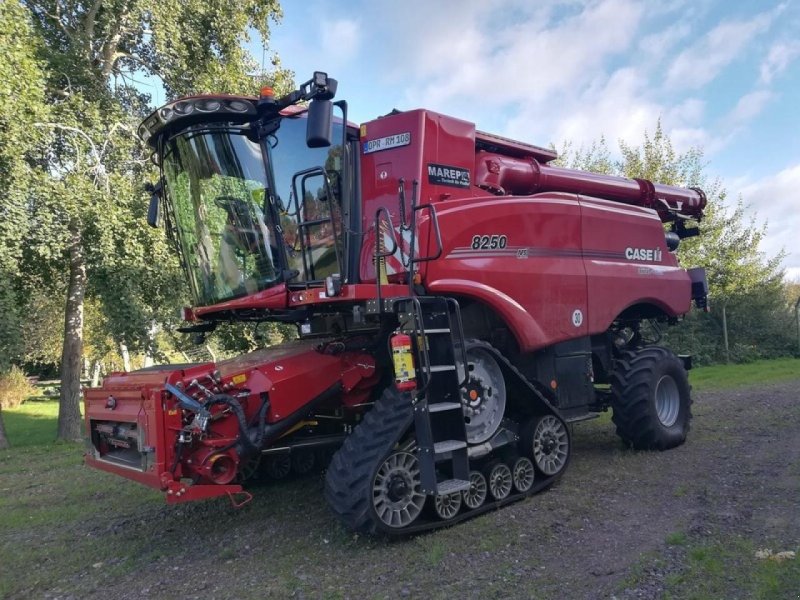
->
<box><xmin>396</xmin><ymin>296</ymin><xmax>471</xmax><ymax>496</ymax></box>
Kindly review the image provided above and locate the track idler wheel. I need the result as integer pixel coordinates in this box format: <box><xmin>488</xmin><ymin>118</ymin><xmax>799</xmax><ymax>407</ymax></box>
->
<box><xmin>522</xmin><ymin>415</ymin><xmax>570</xmax><ymax>477</ymax></box>
<box><xmin>372</xmin><ymin>450</ymin><xmax>426</xmax><ymax>528</ymax></box>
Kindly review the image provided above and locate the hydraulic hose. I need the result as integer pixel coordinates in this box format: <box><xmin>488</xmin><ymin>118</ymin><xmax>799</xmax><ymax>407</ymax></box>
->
<box><xmin>204</xmin><ymin>394</ymin><xmax>262</xmax><ymax>455</ymax></box>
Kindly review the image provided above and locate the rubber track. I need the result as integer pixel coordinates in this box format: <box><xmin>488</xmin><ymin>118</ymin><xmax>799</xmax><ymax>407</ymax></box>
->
<box><xmin>324</xmin><ymin>340</ymin><xmax>570</xmax><ymax>536</ymax></box>
<box><xmin>610</xmin><ymin>345</ymin><xmax>692</xmax><ymax>450</ymax></box>
<box><xmin>324</xmin><ymin>386</ymin><xmax>415</xmax><ymax>535</ymax></box>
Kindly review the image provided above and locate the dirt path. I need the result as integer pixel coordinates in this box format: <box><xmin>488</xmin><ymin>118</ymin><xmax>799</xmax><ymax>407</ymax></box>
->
<box><xmin>22</xmin><ymin>381</ymin><xmax>800</xmax><ymax>599</ymax></box>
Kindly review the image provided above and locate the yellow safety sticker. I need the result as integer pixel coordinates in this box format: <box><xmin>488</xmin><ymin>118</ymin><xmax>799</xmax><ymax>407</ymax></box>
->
<box><xmin>360</xmin><ymin>124</ymin><xmax>367</xmax><ymax>138</ymax></box>
<box><xmin>392</xmin><ymin>350</ymin><xmax>416</xmax><ymax>381</ymax></box>
<box><xmin>232</xmin><ymin>373</ymin><xmax>247</xmax><ymax>385</ymax></box>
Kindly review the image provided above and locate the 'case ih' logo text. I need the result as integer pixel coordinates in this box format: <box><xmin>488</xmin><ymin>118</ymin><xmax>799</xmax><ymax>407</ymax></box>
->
<box><xmin>625</xmin><ymin>247</ymin><xmax>663</xmax><ymax>262</ymax></box>
<box><xmin>427</xmin><ymin>163</ymin><xmax>471</xmax><ymax>188</ymax></box>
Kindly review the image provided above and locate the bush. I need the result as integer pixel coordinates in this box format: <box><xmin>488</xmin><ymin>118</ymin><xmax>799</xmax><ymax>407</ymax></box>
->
<box><xmin>0</xmin><ymin>366</ymin><xmax>36</xmax><ymax>410</ymax></box>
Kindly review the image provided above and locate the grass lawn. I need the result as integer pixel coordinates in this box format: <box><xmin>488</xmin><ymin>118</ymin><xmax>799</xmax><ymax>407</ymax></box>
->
<box><xmin>689</xmin><ymin>357</ymin><xmax>800</xmax><ymax>391</ymax></box>
<box><xmin>0</xmin><ymin>359</ymin><xmax>798</xmax><ymax>598</ymax></box>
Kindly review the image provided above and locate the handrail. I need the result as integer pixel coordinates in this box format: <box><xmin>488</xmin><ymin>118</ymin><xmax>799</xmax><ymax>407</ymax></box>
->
<box><xmin>410</xmin><ymin>202</ymin><xmax>444</xmax><ymax>263</ymax></box>
<box><xmin>373</xmin><ymin>206</ymin><xmax>400</xmax><ymax>311</ymax></box>
<box><xmin>446</xmin><ymin>298</ymin><xmax>469</xmax><ymax>387</ymax></box>
<box><xmin>289</xmin><ymin>165</ymin><xmax>343</xmax><ymax>281</ymax></box>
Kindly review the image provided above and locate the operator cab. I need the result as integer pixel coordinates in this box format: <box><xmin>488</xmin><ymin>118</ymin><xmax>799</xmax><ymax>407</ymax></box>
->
<box><xmin>140</xmin><ymin>74</ymin><xmax>351</xmax><ymax>312</ymax></box>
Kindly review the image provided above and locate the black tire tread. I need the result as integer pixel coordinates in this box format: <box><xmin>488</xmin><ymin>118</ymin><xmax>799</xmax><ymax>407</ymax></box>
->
<box><xmin>610</xmin><ymin>345</ymin><xmax>692</xmax><ymax>450</ymax></box>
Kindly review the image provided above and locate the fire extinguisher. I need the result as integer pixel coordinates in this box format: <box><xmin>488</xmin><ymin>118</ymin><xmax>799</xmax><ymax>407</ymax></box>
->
<box><xmin>390</xmin><ymin>331</ymin><xmax>417</xmax><ymax>392</ymax></box>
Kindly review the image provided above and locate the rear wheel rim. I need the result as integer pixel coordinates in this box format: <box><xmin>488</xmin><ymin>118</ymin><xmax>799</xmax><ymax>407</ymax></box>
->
<box><xmin>655</xmin><ymin>375</ymin><xmax>680</xmax><ymax>427</ymax></box>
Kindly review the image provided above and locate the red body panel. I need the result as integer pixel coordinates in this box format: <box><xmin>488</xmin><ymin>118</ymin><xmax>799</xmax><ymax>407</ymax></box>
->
<box><xmin>355</xmin><ymin>109</ymin><xmax>693</xmax><ymax>352</ymax></box>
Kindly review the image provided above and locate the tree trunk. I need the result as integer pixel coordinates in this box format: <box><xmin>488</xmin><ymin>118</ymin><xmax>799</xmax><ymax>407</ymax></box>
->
<box><xmin>91</xmin><ymin>360</ymin><xmax>102</xmax><ymax>387</ymax></box>
<box><xmin>0</xmin><ymin>407</ymin><xmax>9</xmax><ymax>450</ymax></box>
<box><xmin>57</xmin><ymin>223</ymin><xmax>87</xmax><ymax>442</ymax></box>
<box><xmin>143</xmin><ymin>321</ymin><xmax>157</xmax><ymax>368</ymax></box>
<box><xmin>120</xmin><ymin>342</ymin><xmax>131</xmax><ymax>372</ymax></box>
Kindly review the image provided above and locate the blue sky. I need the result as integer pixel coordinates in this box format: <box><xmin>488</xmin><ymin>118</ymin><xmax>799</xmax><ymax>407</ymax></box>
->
<box><xmin>244</xmin><ymin>0</ymin><xmax>800</xmax><ymax>278</ymax></box>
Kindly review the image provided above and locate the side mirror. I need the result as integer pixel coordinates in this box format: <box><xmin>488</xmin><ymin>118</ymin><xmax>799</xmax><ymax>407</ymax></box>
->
<box><xmin>145</xmin><ymin>182</ymin><xmax>162</xmax><ymax>228</ymax></box>
<box><xmin>307</xmin><ymin>98</ymin><xmax>333</xmax><ymax>148</ymax></box>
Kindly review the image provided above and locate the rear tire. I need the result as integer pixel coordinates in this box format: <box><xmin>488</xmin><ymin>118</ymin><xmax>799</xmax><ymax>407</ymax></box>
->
<box><xmin>611</xmin><ymin>346</ymin><xmax>692</xmax><ymax>450</ymax></box>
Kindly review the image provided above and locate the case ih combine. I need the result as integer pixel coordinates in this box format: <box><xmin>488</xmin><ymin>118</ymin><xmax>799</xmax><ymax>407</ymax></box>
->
<box><xmin>84</xmin><ymin>73</ymin><xmax>708</xmax><ymax>535</ymax></box>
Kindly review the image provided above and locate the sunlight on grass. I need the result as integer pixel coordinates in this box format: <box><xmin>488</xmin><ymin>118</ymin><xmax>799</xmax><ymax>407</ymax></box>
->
<box><xmin>690</xmin><ymin>358</ymin><xmax>800</xmax><ymax>392</ymax></box>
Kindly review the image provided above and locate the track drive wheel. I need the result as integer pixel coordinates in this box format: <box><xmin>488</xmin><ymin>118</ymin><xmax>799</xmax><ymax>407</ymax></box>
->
<box><xmin>611</xmin><ymin>346</ymin><xmax>692</xmax><ymax>450</ymax></box>
<box><xmin>324</xmin><ymin>387</ymin><xmax>421</xmax><ymax>534</ymax></box>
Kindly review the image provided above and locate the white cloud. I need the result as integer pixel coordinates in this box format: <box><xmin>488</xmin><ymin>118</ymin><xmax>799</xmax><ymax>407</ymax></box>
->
<box><xmin>760</xmin><ymin>40</ymin><xmax>800</xmax><ymax>84</ymax></box>
<box><xmin>382</xmin><ymin>0</ymin><xmax>644</xmax><ymax>111</ymax></box>
<box><xmin>739</xmin><ymin>163</ymin><xmax>800</xmax><ymax>273</ymax></box>
<box><xmin>320</xmin><ymin>18</ymin><xmax>361</xmax><ymax>68</ymax></box>
<box><xmin>725</xmin><ymin>90</ymin><xmax>774</xmax><ymax>126</ymax></box>
<box><xmin>637</xmin><ymin>21</ymin><xmax>692</xmax><ymax>62</ymax></box>
<box><xmin>665</xmin><ymin>9</ymin><xmax>778</xmax><ymax>89</ymax></box>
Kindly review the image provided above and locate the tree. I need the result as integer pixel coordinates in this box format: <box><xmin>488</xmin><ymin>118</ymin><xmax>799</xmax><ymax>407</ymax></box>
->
<box><xmin>0</xmin><ymin>1</ymin><xmax>52</xmax><ymax>446</ymax></box>
<box><xmin>18</xmin><ymin>0</ymin><xmax>291</xmax><ymax>441</ymax></box>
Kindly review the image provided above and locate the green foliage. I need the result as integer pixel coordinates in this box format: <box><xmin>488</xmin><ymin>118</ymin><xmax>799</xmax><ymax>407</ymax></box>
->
<box><xmin>555</xmin><ymin>121</ymin><xmax>794</xmax><ymax>363</ymax></box>
<box><xmin>0</xmin><ymin>367</ymin><xmax>37</xmax><ymax>410</ymax></box>
<box><xmin>0</xmin><ymin>2</ymin><xmax>50</xmax><ymax>369</ymax></box>
<box><xmin>1</xmin><ymin>1</ymin><xmax>290</xmax><ymax>383</ymax></box>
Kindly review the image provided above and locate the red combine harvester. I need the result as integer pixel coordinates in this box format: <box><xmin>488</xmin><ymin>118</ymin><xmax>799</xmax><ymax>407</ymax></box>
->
<box><xmin>84</xmin><ymin>73</ymin><xmax>708</xmax><ymax>535</ymax></box>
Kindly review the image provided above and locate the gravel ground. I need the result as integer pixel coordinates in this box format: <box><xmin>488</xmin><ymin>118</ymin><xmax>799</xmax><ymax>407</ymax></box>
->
<box><xmin>8</xmin><ymin>380</ymin><xmax>800</xmax><ymax>599</ymax></box>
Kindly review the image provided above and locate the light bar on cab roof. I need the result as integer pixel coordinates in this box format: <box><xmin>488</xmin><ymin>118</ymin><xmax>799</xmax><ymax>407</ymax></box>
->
<box><xmin>137</xmin><ymin>96</ymin><xmax>258</xmax><ymax>147</ymax></box>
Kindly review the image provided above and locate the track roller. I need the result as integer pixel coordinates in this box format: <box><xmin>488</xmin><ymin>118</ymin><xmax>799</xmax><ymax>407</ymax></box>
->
<box><xmin>512</xmin><ymin>456</ymin><xmax>535</xmax><ymax>493</ymax></box>
<box><xmin>263</xmin><ymin>453</ymin><xmax>291</xmax><ymax>479</ymax></box>
<box><xmin>462</xmin><ymin>470</ymin><xmax>488</xmax><ymax>509</ymax></box>
<box><xmin>432</xmin><ymin>491</ymin><xmax>463</xmax><ymax>520</ymax></box>
<box><xmin>485</xmin><ymin>461</ymin><xmax>513</xmax><ymax>501</ymax></box>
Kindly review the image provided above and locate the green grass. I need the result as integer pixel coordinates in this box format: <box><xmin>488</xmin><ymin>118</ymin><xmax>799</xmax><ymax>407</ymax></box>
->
<box><xmin>664</xmin><ymin>538</ymin><xmax>800</xmax><ymax>600</ymax></box>
<box><xmin>690</xmin><ymin>357</ymin><xmax>800</xmax><ymax>392</ymax></box>
<box><xmin>1</xmin><ymin>358</ymin><xmax>799</xmax><ymax>598</ymax></box>
<box><xmin>1</xmin><ymin>397</ymin><xmax>62</xmax><ymax>447</ymax></box>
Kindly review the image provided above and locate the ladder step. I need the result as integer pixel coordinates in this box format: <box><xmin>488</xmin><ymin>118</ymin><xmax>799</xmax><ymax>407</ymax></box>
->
<box><xmin>423</xmin><ymin>328</ymin><xmax>451</xmax><ymax>334</ymax></box>
<box><xmin>436</xmin><ymin>479</ymin><xmax>471</xmax><ymax>495</ymax></box>
<box><xmin>428</xmin><ymin>402</ymin><xmax>462</xmax><ymax>413</ymax></box>
<box><xmin>434</xmin><ymin>440</ymin><xmax>467</xmax><ymax>454</ymax></box>
<box><xmin>429</xmin><ymin>365</ymin><xmax>456</xmax><ymax>373</ymax></box>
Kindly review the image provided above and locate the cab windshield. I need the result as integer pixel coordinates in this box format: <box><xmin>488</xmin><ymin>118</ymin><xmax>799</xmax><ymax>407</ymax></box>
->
<box><xmin>163</xmin><ymin>126</ymin><xmax>281</xmax><ymax>306</ymax></box>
